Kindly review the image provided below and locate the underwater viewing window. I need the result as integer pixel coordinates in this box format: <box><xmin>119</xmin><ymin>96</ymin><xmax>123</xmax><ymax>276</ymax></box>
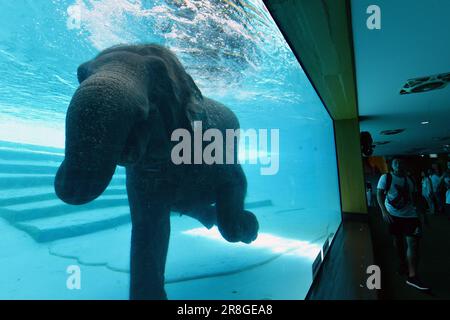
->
<box><xmin>0</xmin><ymin>0</ymin><xmax>341</xmax><ymax>299</ymax></box>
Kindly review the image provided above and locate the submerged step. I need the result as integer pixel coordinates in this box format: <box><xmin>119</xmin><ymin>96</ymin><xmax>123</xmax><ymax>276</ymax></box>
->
<box><xmin>15</xmin><ymin>206</ymin><xmax>131</xmax><ymax>242</ymax></box>
<box><xmin>0</xmin><ymin>159</ymin><xmax>61</xmax><ymax>167</ymax></box>
<box><xmin>0</xmin><ymin>174</ymin><xmax>56</xmax><ymax>189</ymax></box>
<box><xmin>0</xmin><ymin>146</ymin><xmax>64</xmax><ymax>162</ymax></box>
<box><xmin>0</xmin><ymin>186</ymin><xmax>126</xmax><ymax>206</ymax></box>
<box><xmin>4</xmin><ymin>194</ymin><xmax>128</xmax><ymax>211</ymax></box>
<box><xmin>0</xmin><ymin>173</ymin><xmax>126</xmax><ymax>189</ymax></box>
<box><xmin>0</xmin><ymin>186</ymin><xmax>56</xmax><ymax>200</ymax></box>
<box><xmin>0</xmin><ymin>140</ymin><xmax>64</xmax><ymax>153</ymax></box>
<box><xmin>0</xmin><ymin>159</ymin><xmax>61</xmax><ymax>174</ymax></box>
<box><xmin>0</xmin><ymin>160</ymin><xmax>126</xmax><ymax>175</ymax></box>
<box><xmin>1</xmin><ymin>196</ymin><xmax>129</xmax><ymax>222</ymax></box>
<box><xmin>0</xmin><ymin>163</ymin><xmax>59</xmax><ymax>174</ymax></box>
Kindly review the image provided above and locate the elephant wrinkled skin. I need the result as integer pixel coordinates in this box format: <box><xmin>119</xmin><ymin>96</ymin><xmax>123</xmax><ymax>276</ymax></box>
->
<box><xmin>54</xmin><ymin>44</ymin><xmax>259</xmax><ymax>300</ymax></box>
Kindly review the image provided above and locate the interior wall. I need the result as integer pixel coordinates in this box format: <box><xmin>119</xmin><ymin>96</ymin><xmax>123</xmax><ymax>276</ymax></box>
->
<box><xmin>264</xmin><ymin>0</ymin><xmax>357</xmax><ymax>120</ymax></box>
<box><xmin>335</xmin><ymin>119</ymin><xmax>368</xmax><ymax>214</ymax></box>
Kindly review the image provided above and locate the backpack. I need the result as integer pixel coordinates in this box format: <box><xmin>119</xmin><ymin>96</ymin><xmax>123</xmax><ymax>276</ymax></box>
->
<box><xmin>384</xmin><ymin>173</ymin><xmax>410</xmax><ymax>210</ymax></box>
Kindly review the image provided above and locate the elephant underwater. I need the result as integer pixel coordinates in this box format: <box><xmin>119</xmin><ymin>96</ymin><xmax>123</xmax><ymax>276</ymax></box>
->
<box><xmin>54</xmin><ymin>44</ymin><xmax>259</xmax><ymax>300</ymax></box>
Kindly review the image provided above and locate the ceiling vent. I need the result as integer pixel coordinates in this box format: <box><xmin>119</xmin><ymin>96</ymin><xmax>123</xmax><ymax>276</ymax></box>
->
<box><xmin>400</xmin><ymin>72</ymin><xmax>450</xmax><ymax>95</ymax></box>
<box><xmin>373</xmin><ymin>141</ymin><xmax>391</xmax><ymax>145</ymax></box>
<box><xmin>380</xmin><ymin>129</ymin><xmax>405</xmax><ymax>135</ymax></box>
<box><xmin>432</xmin><ymin>136</ymin><xmax>450</xmax><ymax>142</ymax></box>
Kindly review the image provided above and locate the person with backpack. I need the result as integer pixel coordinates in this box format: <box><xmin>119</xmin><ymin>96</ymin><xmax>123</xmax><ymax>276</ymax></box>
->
<box><xmin>376</xmin><ymin>158</ymin><xmax>430</xmax><ymax>291</ymax></box>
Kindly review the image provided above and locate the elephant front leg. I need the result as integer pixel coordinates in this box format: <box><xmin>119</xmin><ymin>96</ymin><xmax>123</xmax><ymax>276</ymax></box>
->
<box><xmin>126</xmin><ymin>169</ymin><xmax>172</xmax><ymax>300</ymax></box>
<box><xmin>216</xmin><ymin>165</ymin><xmax>259</xmax><ymax>244</ymax></box>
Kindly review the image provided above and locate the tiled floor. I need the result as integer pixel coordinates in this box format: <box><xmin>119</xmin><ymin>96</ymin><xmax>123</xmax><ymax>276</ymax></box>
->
<box><xmin>369</xmin><ymin>207</ymin><xmax>450</xmax><ymax>299</ymax></box>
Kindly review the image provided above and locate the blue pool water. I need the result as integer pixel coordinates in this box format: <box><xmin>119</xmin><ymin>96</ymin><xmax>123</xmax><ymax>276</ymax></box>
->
<box><xmin>0</xmin><ymin>0</ymin><xmax>341</xmax><ymax>299</ymax></box>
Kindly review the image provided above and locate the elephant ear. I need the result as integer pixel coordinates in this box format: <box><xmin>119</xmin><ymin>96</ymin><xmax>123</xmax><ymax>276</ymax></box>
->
<box><xmin>163</xmin><ymin>65</ymin><xmax>206</xmax><ymax>132</ymax></box>
<box><xmin>183</xmin><ymin>74</ymin><xmax>206</xmax><ymax>130</ymax></box>
<box><xmin>146</xmin><ymin>54</ymin><xmax>205</xmax><ymax>132</ymax></box>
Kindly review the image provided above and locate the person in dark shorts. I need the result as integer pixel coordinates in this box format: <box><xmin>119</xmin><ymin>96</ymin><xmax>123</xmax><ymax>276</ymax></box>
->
<box><xmin>377</xmin><ymin>158</ymin><xmax>430</xmax><ymax>291</ymax></box>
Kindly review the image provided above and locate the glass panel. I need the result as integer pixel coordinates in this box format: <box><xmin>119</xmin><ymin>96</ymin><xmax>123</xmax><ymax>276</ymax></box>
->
<box><xmin>0</xmin><ymin>0</ymin><xmax>341</xmax><ymax>299</ymax></box>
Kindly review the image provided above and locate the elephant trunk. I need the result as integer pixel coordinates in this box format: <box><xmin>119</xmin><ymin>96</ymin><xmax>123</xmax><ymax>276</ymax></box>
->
<box><xmin>55</xmin><ymin>73</ymin><xmax>148</xmax><ymax>205</ymax></box>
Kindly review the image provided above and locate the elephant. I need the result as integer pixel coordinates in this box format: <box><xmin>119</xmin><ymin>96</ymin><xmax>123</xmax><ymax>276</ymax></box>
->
<box><xmin>54</xmin><ymin>44</ymin><xmax>259</xmax><ymax>300</ymax></box>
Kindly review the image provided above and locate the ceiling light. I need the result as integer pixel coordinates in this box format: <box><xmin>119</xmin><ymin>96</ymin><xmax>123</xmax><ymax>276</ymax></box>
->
<box><xmin>421</xmin><ymin>121</ymin><xmax>430</xmax><ymax>125</ymax></box>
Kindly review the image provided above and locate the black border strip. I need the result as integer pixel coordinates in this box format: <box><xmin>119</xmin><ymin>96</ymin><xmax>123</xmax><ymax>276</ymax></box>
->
<box><xmin>304</xmin><ymin>222</ymin><xmax>343</xmax><ymax>299</ymax></box>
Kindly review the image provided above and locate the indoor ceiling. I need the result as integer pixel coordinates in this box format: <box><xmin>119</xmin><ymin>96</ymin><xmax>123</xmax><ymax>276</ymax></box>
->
<box><xmin>351</xmin><ymin>0</ymin><xmax>450</xmax><ymax>156</ymax></box>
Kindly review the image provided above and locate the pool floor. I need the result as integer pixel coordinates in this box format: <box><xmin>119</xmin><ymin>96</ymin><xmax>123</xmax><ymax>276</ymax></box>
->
<box><xmin>0</xmin><ymin>140</ymin><xmax>338</xmax><ymax>300</ymax></box>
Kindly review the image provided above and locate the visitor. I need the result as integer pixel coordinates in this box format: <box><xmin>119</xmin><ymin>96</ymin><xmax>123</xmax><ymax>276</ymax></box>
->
<box><xmin>421</xmin><ymin>170</ymin><xmax>434</xmax><ymax>214</ymax></box>
<box><xmin>377</xmin><ymin>158</ymin><xmax>429</xmax><ymax>291</ymax></box>
<box><xmin>366</xmin><ymin>182</ymin><xmax>374</xmax><ymax>207</ymax></box>
<box><xmin>431</xmin><ymin>167</ymin><xmax>443</xmax><ymax>213</ymax></box>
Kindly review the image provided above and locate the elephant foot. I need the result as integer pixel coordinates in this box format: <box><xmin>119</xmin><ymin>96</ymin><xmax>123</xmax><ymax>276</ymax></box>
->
<box><xmin>218</xmin><ymin>210</ymin><xmax>259</xmax><ymax>244</ymax></box>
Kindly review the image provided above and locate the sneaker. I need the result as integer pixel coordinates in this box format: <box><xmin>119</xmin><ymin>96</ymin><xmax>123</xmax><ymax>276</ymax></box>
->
<box><xmin>406</xmin><ymin>276</ymin><xmax>430</xmax><ymax>291</ymax></box>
